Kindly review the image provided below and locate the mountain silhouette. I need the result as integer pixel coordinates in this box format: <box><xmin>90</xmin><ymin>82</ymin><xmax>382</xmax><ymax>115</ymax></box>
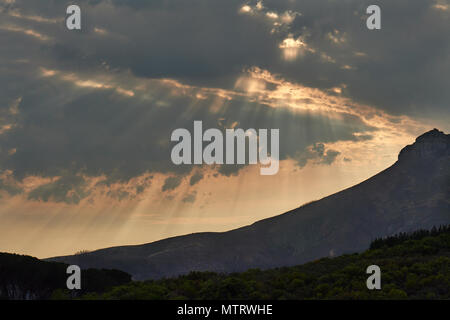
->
<box><xmin>47</xmin><ymin>129</ymin><xmax>450</xmax><ymax>280</ymax></box>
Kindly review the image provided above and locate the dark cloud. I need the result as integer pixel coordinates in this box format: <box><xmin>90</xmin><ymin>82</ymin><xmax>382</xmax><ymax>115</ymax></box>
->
<box><xmin>294</xmin><ymin>143</ymin><xmax>341</xmax><ymax>168</ymax></box>
<box><xmin>27</xmin><ymin>174</ymin><xmax>89</xmax><ymax>204</ymax></box>
<box><xmin>321</xmin><ymin>149</ymin><xmax>341</xmax><ymax>165</ymax></box>
<box><xmin>9</xmin><ymin>0</ymin><xmax>450</xmax><ymax>117</ymax></box>
<box><xmin>0</xmin><ymin>61</ymin><xmax>374</xmax><ymax>184</ymax></box>
<box><xmin>162</xmin><ymin>176</ymin><xmax>183</xmax><ymax>192</ymax></box>
<box><xmin>217</xmin><ymin>164</ymin><xmax>245</xmax><ymax>177</ymax></box>
<box><xmin>136</xmin><ymin>185</ymin><xmax>145</xmax><ymax>194</ymax></box>
<box><xmin>182</xmin><ymin>191</ymin><xmax>197</xmax><ymax>203</ymax></box>
<box><xmin>189</xmin><ymin>172</ymin><xmax>204</xmax><ymax>186</ymax></box>
<box><xmin>1</xmin><ymin>0</ymin><xmax>448</xmax><ymax>121</ymax></box>
<box><xmin>0</xmin><ymin>0</ymin><xmax>445</xmax><ymax>198</ymax></box>
<box><xmin>106</xmin><ymin>189</ymin><xmax>129</xmax><ymax>201</ymax></box>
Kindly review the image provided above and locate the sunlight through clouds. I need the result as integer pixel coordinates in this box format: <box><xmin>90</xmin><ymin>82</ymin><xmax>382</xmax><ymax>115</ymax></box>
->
<box><xmin>0</xmin><ymin>0</ymin><xmax>448</xmax><ymax>258</ymax></box>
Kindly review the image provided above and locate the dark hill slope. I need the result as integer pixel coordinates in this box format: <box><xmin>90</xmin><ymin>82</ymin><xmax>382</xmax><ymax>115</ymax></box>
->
<box><xmin>48</xmin><ymin>129</ymin><xmax>450</xmax><ymax>280</ymax></box>
<box><xmin>0</xmin><ymin>252</ymin><xmax>131</xmax><ymax>299</ymax></box>
<box><xmin>81</xmin><ymin>226</ymin><xmax>450</xmax><ymax>300</ymax></box>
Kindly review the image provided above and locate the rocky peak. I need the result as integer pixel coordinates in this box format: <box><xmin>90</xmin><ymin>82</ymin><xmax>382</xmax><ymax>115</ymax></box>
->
<box><xmin>398</xmin><ymin>129</ymin><xmax>449</xmax><ymax>163</ymax></box>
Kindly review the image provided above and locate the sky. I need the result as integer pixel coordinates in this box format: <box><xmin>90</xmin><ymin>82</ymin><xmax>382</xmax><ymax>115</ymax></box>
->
<box><xmin>0</xmin><ymin>0</ymin><xmax>449</xmax><ymax>258</ymax></box>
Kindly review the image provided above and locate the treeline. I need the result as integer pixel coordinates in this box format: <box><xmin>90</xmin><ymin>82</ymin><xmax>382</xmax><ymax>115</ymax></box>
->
<box><xmin>0</xmin><ymin>253</ymin><xmax>131</xmax><ymax>300</ymax></box>
<box><xmin>2</xmin><ymin>226</ymin><xmax>449</xmax><ymax>300</ymax></box>
<box><xmin>79</xmin><ymin>227</ymin><xmax>450</xmax><ymax>300</ymax></box>
<box><xmin>370</xmin><ymin>225</ymin><xmax>450</xmax><ymax>250</ymax></box>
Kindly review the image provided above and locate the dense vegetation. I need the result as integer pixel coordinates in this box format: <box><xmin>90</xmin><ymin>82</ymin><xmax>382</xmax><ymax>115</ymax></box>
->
<box><xmin>370</xmin><ymin>225</ymin><xmax>450</xmax><ymax>249</ymax></box>
<box><xmin>0</xmin><ymin>253</ymin><xmax>131</xmax><ymax>299</ymax></box>
<box><xmin>2</xmin><ymin>226</ymin><xmax>449</xmax><ymax>300</ymax></box>
<box><xmin>79</xmin><ymin>226</ymin><xmax>450</xmax><ymax>300</ymax></box>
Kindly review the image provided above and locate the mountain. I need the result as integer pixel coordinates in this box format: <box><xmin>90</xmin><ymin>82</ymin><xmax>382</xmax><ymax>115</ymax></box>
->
<box><xmin>47</xmin><ymin>129</ymin><xmax>450</xmax><ymax>280</ymax></box>
<box><xmin>79</xmin><ymin>226</ymin><xmax>450</xmax><ymax>300</ymax></box>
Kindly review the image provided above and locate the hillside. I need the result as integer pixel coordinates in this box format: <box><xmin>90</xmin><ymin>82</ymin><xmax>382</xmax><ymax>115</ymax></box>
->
<box><xmin>0</xmin><ymin>252</ymin><xmax>131</xmax><ymax>300</ymax></box>
<box><xmin>47</xmin><ymin>129</ymin><xmax>450</xmax><ymax>280</ymax></box>
<box><xmin>79</xmin><ymin>226</ymin><xmax>450</xmax><ymax>300</ymax></box>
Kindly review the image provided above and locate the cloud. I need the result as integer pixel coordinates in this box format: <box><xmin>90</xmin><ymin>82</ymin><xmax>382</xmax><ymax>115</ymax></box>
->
<box><xmin>0</xmin><ymin>178</ymin><xmax>23</xmax><ymax>196</ymax></box>
<box><xmin>56</xmin><ymin>0</ymin><xmax>449</xmax><ymax>121</ymax></box>
<box><xmin>182</xmin><ymin>191</ymin><xmax>197</xmax><ymax>203</ymax></box>
<box><xmin>0</xmin><ymin>0</ymin><xmax>444</xmax><ymax>200</ymax></box>
<box><xmin>321</xmin><ymin>149</ymin><xmax>341</xmax><ymax>165</ymax></box>
<box><xmin>162</xmin><ymin>176</ymin><xmax>183</xmax><ymax>192</ymax></box>
<box><xmin>27</xmin><ymin>174</ymin><xmax>89</xmax><ymax>204</ymax></box>
<box><xmin>189</xmin><ymin>172</ymin><xmax>204</xmax><ymax>186</ymax></box>
<box><xmin>1</xmin><ymin>0</ymin><xmax>448</xmax><ymax>123</ymax></box>
<box><xmin>294</xmin><ymin>143</ymin><xmax>341</xmax><ymax>168</ymax></box>
<box><xmin>432</xmin><ymin>1</ymin><xmax>449</xmax><ymax>11</ymax></box>
<box><xmin>106</xmin><ymin>189</ymin><xmax>129</xmax><ymax>201</ymax></box>
<box><xmin>0</xmin><ymin>61</ymin><xmax>375</xmax><ymax>185</ymax></box>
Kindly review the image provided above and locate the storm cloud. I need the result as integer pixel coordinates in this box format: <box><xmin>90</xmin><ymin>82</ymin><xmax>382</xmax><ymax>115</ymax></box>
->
<box><xmin>0</xmin><ymin>0</ymin><xmax>447</xmax><ymax>200</ymax></box>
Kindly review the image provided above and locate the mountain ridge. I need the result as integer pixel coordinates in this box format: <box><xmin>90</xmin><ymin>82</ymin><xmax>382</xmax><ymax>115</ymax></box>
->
<box><xmin>47</xmin><ymin>129</ymin><xmax>450</xmax><ymax>280</ymax></box>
